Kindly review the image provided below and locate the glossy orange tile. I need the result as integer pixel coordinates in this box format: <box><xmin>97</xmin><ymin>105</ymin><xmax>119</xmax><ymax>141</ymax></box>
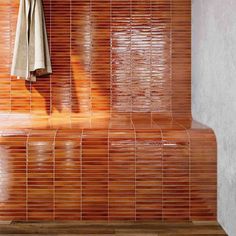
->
<box><xmin>0</xmin><ymin>0</ymin><xmax>216</xmax><ymax>222</ymax></box>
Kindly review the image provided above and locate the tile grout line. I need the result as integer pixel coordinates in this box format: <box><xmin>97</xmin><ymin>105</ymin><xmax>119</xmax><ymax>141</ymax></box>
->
<box><xmin>107</xmin><ymin>129</ymin><xmax>110</xmax><ymax>221</ymax></box>
<box><xmin>80</xmin><ymin>129</ymin><xmax>84</xmax><ymax>221</ymax></box>
<box><xmin>170</xmin><ymin>0</ymin><xmax>173</xmax><ymax>119</ymax></box>
<box><xmin>187</xmin><ymin>129</ymin><xmax>191</xmax><ymax>221</ymax></box>
<box><xmin>175</xmin><ymin>120</ymin><xmax>191</xmax><ymax>221</ymax></box>
<box><xmin>52</xmin><ymin>128</ymin><xmax>59</xmax><ymax>221</ymax></box>
<box><xmin>49</xmin><ymin>0</ymin><xmax>52</xmax><ymax>115</ymax></box>
<box><xmin>9</xmin><ymin>0</ymin><xmax>12</xmax><ymax>113</ymax></box>
<box><xmin>70</xmin><ymin>0</ymin><xmax>72</xmax><ymax>116</ymax></box>
<box><xmin>130</xmin><ymin>115</ymin><xmax>136</xmax><ymax>221</ymax></box>
<box><xmin>130</xmin><ymin>0</ymin><xmax>133</xmax><ymax>113</ymax></box>
<box><xmin>150</xmin><ymin>0</ymin><xmax>153</xmax><ymax>113</ymax></box>
<box><xmin>25</xmin><ymin>129</ymin><xmax>31</xmax><ymax>221</ymax></box>
<box><xmin>110</xmin><ymin>0</ymin><xmax>112</xmax><ymax>114</ymax></box>
<box><xmin>160</xmin><ymin>126</ymin><xmax>164</xmax><ymax>222</ymax></box>
<box><xmin>109</xmin><ymin>0</ymin><xmax>112</xmax><ymax>220</ymax></box>
<box><xmin>152</xmin><ymin>116</ymin><xmax>164</xmax><ymax>221</ymax></box>
<box><xmin>89</xmin><ymin>0</ymin><xmax>92</xmax><ymax>121</ymax></box>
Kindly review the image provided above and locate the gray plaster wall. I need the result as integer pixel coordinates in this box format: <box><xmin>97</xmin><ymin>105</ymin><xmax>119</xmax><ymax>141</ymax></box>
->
<box><xmin>192</xmin><ymin>0</ymin><xmax>236</xmax><ymax>235</ymax></box>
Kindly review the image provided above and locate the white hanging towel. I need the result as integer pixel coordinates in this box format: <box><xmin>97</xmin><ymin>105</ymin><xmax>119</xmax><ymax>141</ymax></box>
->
<box><xmin>11</xmin><ymin>0</ymin><xmax>52</xmax><ymax>82</ymax></box>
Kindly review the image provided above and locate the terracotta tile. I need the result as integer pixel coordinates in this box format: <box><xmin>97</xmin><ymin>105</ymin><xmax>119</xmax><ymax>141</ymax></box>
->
<box><xmin>0</xmin><ymin>0</ymin><xmax>216</xmax><ymax>222</ymax></box>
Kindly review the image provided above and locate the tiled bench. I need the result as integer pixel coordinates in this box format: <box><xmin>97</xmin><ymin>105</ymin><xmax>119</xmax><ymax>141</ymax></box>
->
<box><xmin>0</xmin><ymin>113</ymin><xmax>216</xmax><ymax>221</ymax></box>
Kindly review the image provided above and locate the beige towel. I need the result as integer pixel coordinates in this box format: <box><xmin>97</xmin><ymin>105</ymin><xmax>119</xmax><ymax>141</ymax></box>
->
<box><xmin>11</xmin><ymin>0</ymin><xmax>52</xmax><ymax>82</ymax></box>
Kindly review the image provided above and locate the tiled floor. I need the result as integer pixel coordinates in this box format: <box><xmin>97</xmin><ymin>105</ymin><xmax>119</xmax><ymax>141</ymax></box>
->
<box><xmin>0</xmin><ymin>221</ymin><xmax>227</xmax><ymax>235</ymax></box>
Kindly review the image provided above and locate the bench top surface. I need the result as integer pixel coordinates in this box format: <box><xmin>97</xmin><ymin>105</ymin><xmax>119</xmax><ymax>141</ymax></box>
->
<box><xmin>0</xmin><ymin>112</ymin><xmax>208</xmax><ymax>131</ymax></box>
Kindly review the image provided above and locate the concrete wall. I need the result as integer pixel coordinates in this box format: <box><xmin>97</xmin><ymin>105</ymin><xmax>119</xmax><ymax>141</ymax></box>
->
<box><xmin>192</xmin><ymin>0</ymin><xmax>236</xmax><ymax>235</ymax></box>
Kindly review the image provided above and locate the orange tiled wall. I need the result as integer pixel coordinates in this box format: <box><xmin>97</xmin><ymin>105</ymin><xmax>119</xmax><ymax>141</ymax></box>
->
<box><xmin>0</xmin><ymin>0</ymin><xmax>217</xmax><ymax>222</ymax></box>
<box><xmin>0</xmin><ymin>0</ymin><xmax>191</xmax><ymax>117</ymax></box>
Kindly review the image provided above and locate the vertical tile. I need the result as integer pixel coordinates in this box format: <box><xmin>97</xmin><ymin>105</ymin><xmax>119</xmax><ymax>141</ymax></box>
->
<box><xmin>51</xmin><ymin>0</ymin><xmax>71</xmax><ymax>114</ymax></box>
<box><xmin>136</xmin><ymin>130</ymin><xmax>163</xmax><ymax>220</ymax></box>
<box><xmin>171</xmin><ymin>0</ymin><xmax>191</xmax><ymax>117</ymax></box>
<box><xmin>111</xmin><ymin>0</ymin><xmax>132</xmax><ymax>112</ymax></box>
<box><xmin>162</xmin><ymin>130</ymin><xmax>190</xmax><ymax>220</ymax></box>
<box><xmin>27</xmin><ymin>130</ymin><xmax>56</xmax><ymax>221</ymax></box>
<box><xmin>71</xmin><ymin>0</ymin><xmax>91</xmax><ymax>114</ymax></box>
<box><xmin>55</xmin><ymin>130</ymin><xmax>82</xmax><ymax>220</ymax></box>
<box><xmin>90</xmin><ymin>0</ymin><xmax>111</xmax><ymax>112</ymax></box>
<box><xmin>82</xmin><ymin>129</ymin><xmax>108</xmax><ymax>220</ymax></box>
<box><xmin>131</xmin><ymin>0</ymin><xmax>152</xmax><ymax>112</ymax></box>
<box><xmin>189</xmin><ymin>129</ymin><xmax>217</xmax><ymax>221</ymax></box>
<box><xmin>0</xmin><ymin>130</ymin><xmax>27</xmax><ymax>221</ymax></box>
<box><xmin>108</xmin><ymin>130</ymin><xmax>135</xmax><ymax>220</ymax></box>
<box><xmin>151</xmin><ymin>0</ymin><xmax>172</xmax><ymax>114</ymax></box>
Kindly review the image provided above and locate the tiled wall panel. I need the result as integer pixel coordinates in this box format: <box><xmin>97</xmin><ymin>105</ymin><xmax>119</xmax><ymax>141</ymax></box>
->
<box><xmin>151</xmin><ymin>0</ymin><xmax>172</xmax><ymax>113</ymax></box>
<box><xmin>131</xmin><ymin>0</ymin><xmax>152</xmax><ymax>112</ymax></box>
<box><xmin>111</xmin><ymin>0</ymin><xmax>132</xmax><ymax>112</ymax></box>
<box><xmin>71</xmin><ymin>0</ymin><xmax>91</xmax><ymax>114</ymax></box>
<box><xmin>91</xmin><ymin>1</ymin><xmax>111</xmax><ymax>112</ymax></box>
<box><xmin>0</xmin><ymin>0</ymin><xmax>191</xmax><ymax>115</ymax></box>
<box><xmin>172</xmin><ymin>0</ymin><xmax>191</xmax><ymax>117</ymax></box>
<box><xmin>51</xmin><ymin>0</ymin><xmax>71</xmax><ymax>115</ymax></box>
